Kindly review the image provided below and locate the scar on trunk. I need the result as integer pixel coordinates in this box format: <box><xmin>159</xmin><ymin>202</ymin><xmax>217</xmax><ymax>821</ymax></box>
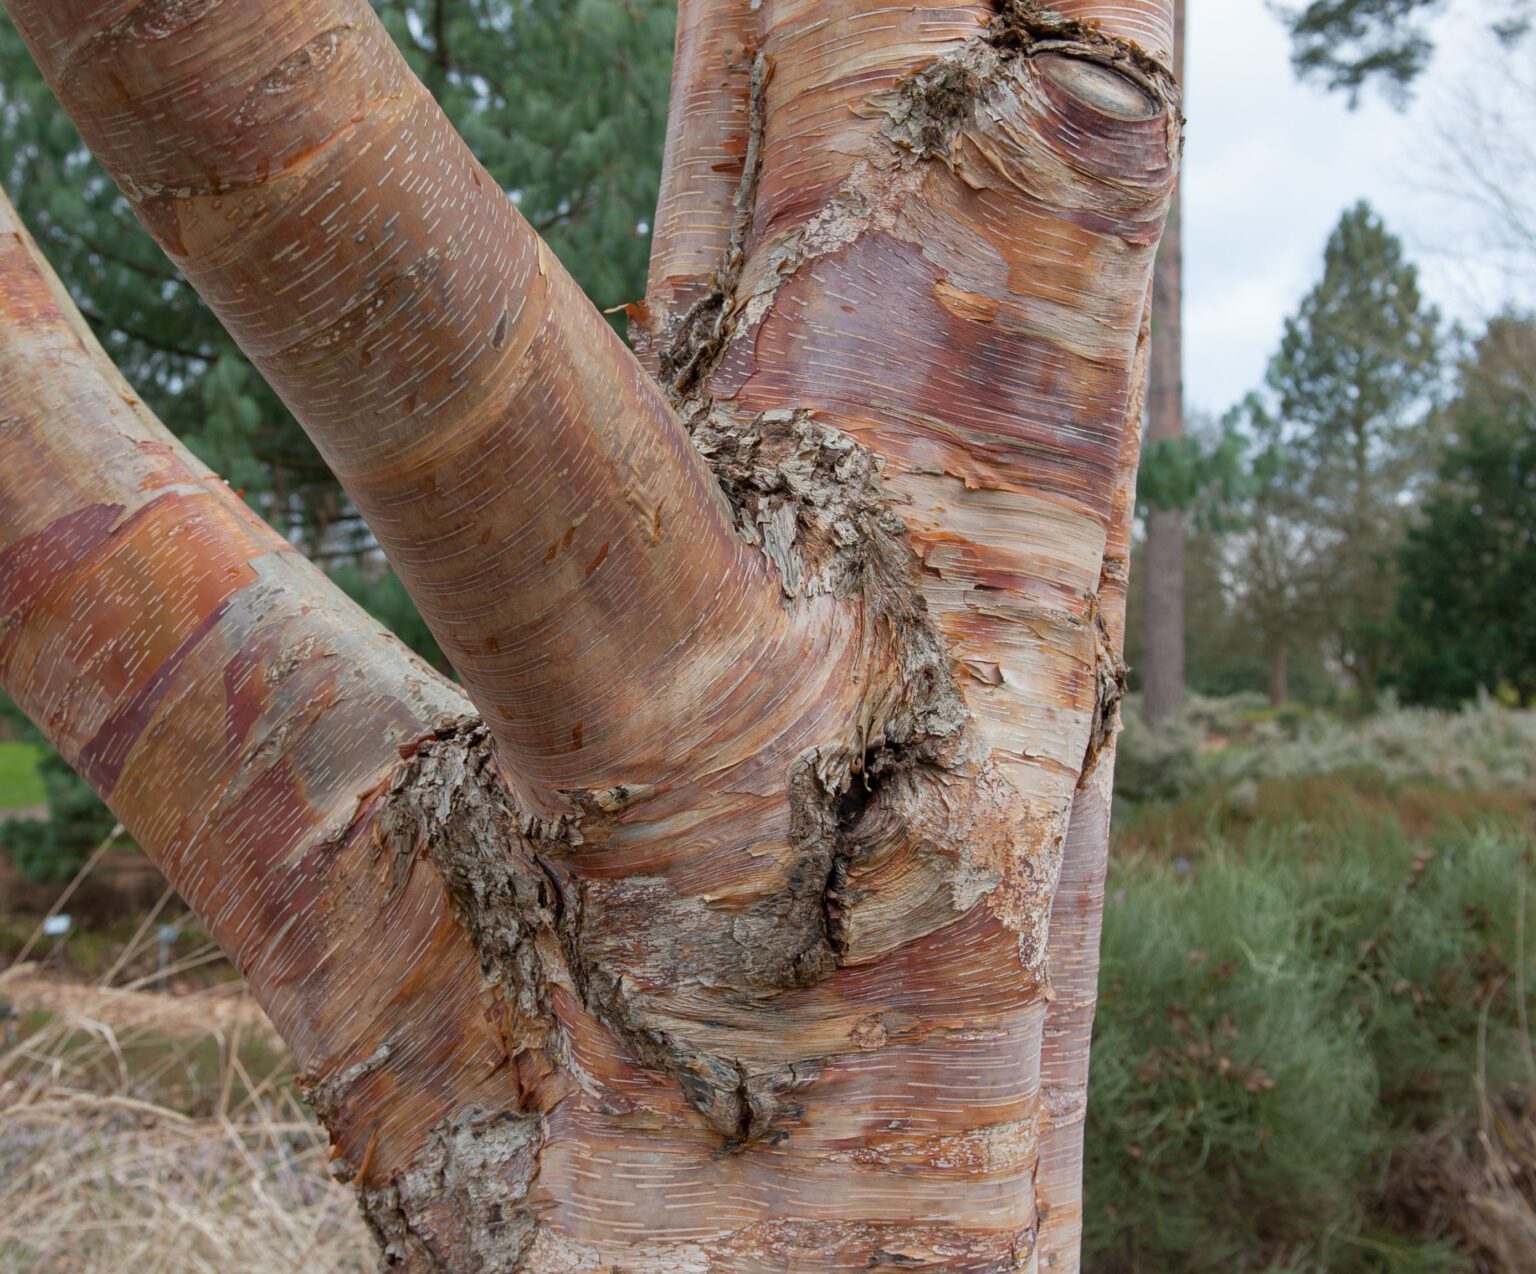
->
<box><xmin>660</xmin><ymin>50</ymin><xmax>774</xmax><ymax>397</ymax></box>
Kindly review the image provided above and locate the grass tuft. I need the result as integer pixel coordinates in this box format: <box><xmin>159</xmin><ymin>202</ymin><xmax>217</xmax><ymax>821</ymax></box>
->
<box><xmin>1090</xmin><ymin>701</ymin><xmax>1536</xmax><ymax>1273</ymax></box>
<box><xmin>0</xmin><ymin>961</ymin><xmax>369</xmax><ymax>1271</ymax></box>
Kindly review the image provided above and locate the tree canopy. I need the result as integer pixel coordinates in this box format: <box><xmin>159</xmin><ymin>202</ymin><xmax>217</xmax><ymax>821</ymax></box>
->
<box><xmin>1394</xmin><ymin>317</ymin><xmax>1536</xmax><ymax>706</ymax></box>
<box><xmin>1278</xmin><ymin>0</ymin><xmax>1533</xmax><ymax>102</ymax></box>
<box><xmin>1262</xmin><ymin>202</ymin><xmax>1440</xmax><ymax>696</ymax></box>
<box><xmin>1129</xmin><ymin>204</ymin><xmax>1448</xmax><ymax>707</ymax></box>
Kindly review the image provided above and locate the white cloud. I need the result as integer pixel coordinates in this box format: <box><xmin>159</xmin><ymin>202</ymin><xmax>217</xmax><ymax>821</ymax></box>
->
<box><xmin>1183</xmin><ymin>0</ymin><xmax>1534</xmax><ymax>414</ymax></box>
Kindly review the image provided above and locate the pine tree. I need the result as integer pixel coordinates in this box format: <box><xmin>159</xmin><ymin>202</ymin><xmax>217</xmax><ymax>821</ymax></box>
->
<box><xmin>1394</xmin><ymin>316</ymin><xmax>1536</xmax><ymax>706</ymax></box>
<box><xmin>1264</xmin><ymin>202</ymin><xmax>1440</xmax><ymax>699</ymax></box>
<box><xmin>1279</xmin><ymin>0</ymin><xmax>1533</xmax><ymax>103</ymax></box>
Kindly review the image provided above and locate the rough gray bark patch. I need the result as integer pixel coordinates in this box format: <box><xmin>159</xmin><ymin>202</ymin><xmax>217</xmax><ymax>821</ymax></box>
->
<box><xmin>360</xmin><ymin>1107</ymin><xmax>543</xmax><ymax>1272</ymax></box>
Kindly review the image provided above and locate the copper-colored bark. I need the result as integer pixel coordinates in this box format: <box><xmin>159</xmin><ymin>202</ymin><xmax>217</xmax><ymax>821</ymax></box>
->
<box><xmin>0</xmin><ymin>2</ymin><xmax>1178</xmax><ymax>1270</ymax></box>
<box><xmin>0</xmin><ymin>191</ymin><xmax>523</xmax><ymax>1183</ymax></box>
<box><xmin>1038</xmin><ymin>4</ymin><xmax>1184</xmax><ymax>1258</ymax></box>
<box><xmin>4</xmin><ymin>0</ymin><xmax>846</xmax><ymax>815</ymax></box>
<box><xmin>1034</xmin><ymin>292</ymin><xmax>1152</xmax><ymax>1267</ymax></box>
<box><xmin>636</xmin><ymin>0</ymin><xmax>759</xmax><ymax>364</ymax></box>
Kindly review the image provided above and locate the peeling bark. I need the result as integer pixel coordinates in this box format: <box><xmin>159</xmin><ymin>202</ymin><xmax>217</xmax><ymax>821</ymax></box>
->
<box><xmin>1035</xmin><ymin>290</ymin><xmax>1154</xmax><ymax>1269</ymax></box>
<box><xmin>5</xmin><ymin>0</ymin><xmax>840</xmax><ymax>817</ymax></box>
<box><xmin>0</xmin><ymin>1</ymin><xmax>1180</xmax><ymax>1270</ymax></box>
<box><xmin>0</xmin><ymin>190</ymin><xmax>528</xmax><ymax>1193</ymax></box>
<box><xmin>361</xmin><ymin>1107</ymin><xmax>545</xmax><ymax>1272</ymax></box>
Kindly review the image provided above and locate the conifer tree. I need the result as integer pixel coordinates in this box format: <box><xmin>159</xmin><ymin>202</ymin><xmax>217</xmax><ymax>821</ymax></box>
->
<box><xmin>1264</xmin><ymin>202</ymin><xmax>1440</xmax><ymax>698</ymax></box>
<box><xmin>1395</xmin><ymin>317</ymin><xmax>1536</xmax><ymax>706</ymax></box>
<box><xmin>1280</xmin><ymin>0</ymin><xmax>1532</xmax><ymax>103</ymax></box>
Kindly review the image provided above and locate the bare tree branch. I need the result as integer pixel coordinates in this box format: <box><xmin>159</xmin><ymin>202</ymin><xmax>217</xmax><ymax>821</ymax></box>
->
<box><xmin>0</xmin><ymin>186</ymin><xmax>520</xmax><ymax>1187</ymax></box>
<box><xmin>2</xmin><ymin>0</ymin><xmax>820</xmax><ymax>814</ymax></box>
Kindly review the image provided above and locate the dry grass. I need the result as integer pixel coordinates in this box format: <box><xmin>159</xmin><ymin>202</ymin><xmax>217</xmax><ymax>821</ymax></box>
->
<box><xmin>0</xmin><ymin>968</ymin><xmax>274</xmax><ymax>1043</ymax></box>
<box><xmin>0</xmin><ymin>868</ymin><xmax>371</xmax><ymax>1273</ymax></box>
<box><xmin>1385</xmin><ymin>1095</ymin><xmax>1536</xmax><ymax>1271</ymax></box>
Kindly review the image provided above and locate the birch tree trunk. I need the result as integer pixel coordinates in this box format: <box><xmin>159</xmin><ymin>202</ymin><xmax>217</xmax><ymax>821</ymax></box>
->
<box><xmin>0</xmin><ymin>2</ymin><xmax>1179</xmax><ymax>1270</ymax></box>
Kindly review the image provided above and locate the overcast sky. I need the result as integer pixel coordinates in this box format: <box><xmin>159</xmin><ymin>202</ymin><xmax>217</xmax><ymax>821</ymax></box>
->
<box><xmin>1183</xmin><ymin>0</ymin><xmax>1534</xmax><ymax>416</ymax></box>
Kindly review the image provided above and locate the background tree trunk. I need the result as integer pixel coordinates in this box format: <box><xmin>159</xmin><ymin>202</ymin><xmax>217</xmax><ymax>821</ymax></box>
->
<box><xmin>1141</xmin><ymin>0</ymin><xmax>1187</xmax><ymax>729</ymax></box>
<box><xmin>0</xmin><ymin>2</ymin><xmax>1179</xmax><ymax>1269</ymax></box>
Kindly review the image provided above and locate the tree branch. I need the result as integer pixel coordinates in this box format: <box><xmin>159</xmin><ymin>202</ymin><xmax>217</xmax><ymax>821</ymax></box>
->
<box><xmin>0</xmin><ymin>186</ymin><xmax>522</xmax><ymax>1188</ymax></box>
<box><xmin>1</xmin><ymin>2</ymin><xmax>1183</xmax><ymax>1263</ymax></box>
<box><xmin>1035</xmin><ymin>282</ymin><xmax>1154</xmax><ymax>1269</ymax></box>
<box><xmin>2</xmin><ymin>0</ymin><xmax>818</xmax><ymax>814</ymax></box>
<box><xmin>656</xmin><ymin>0</ymin><xmax>1180</xmax><ymax>1257</ymax></box>
<box><xmin>632</xmin><ymin>0</ymin><xmax>759</xmax><ymax>370</ymax></box>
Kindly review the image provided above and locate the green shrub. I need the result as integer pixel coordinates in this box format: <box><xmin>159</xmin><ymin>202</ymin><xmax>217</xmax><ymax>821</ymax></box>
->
<box><xmin>0</xmin><ymin>740</ymin><xmax>45</xmax><ymax>809</ymax></box>
<box><xmin>1205</xmin><ymin>697</ymin><xmax>1536</xmax><ymax>793</ymax></box>
<box><xmin>3</xmin><ymin>747</ymin><xmax>117</xmax><ymax>884</ymax></box>
<box><xmin>1116</xmin><ymin>697</ymin><xmax>1536</xmax><ymax>819</ymax></box>
<box><xmin>1115</xmin><ymin>706</ymin><xmax>1204</xmax><ymax>804</ymax></box>
<box><xmin>1086</xmin><ymin>823</ymin><xmax>1534</xmax><ymax>1272</ymax></box>
<box><xmin>1087</xmin><ymin>846</ymin><xmax>1379</xmax><ymax>1269</ymax></box>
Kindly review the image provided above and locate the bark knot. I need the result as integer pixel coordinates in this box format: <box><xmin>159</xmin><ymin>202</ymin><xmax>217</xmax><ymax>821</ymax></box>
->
<box><xmin>875</xmin><ymin>0</ymin><xmax>1180</xmax><ymax>162</ymax></box>
<box><xmin>377</xmin><ymin>719</ymin><xmax>570</xmax><ymax>1066</ymax></box>
<box><xmin>689</xmin><ymin>406</ymin><xmax>906</xmax><ymax>601</ymax></box>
